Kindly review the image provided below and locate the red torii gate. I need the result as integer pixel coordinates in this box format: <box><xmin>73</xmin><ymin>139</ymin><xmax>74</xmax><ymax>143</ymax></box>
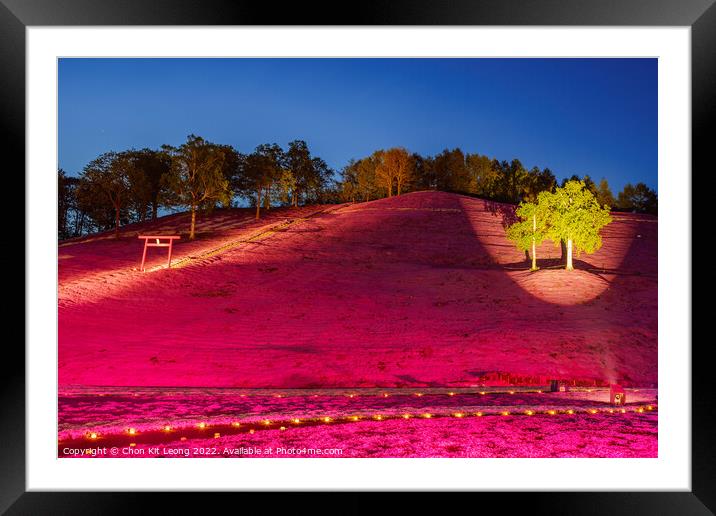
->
<box><xmin>138</xmin><ymin>235</ymin><xmax>180</xmax><ymax>272</ymax></box>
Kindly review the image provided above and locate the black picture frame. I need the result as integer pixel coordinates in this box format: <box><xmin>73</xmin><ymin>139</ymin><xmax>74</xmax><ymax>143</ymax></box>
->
<box><xmin>4</xmin><ymin>0</ymin><xmax>709</xmax><ymax>513</ymax></box>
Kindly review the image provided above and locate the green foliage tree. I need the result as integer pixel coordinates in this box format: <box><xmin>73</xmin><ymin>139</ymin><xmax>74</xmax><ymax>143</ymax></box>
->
<box><xmin>506</xmin><ymin>196</ymin><xmax>551</xmax><ymax>271</ymax></box>
<box><xmin>278</xmin><ymin>169</ymin><xmax>297</xmax><ymax>204</ymax></box>
<box><xmin>163</xmin><ymin>135</ymin><xmax>230</xmax><ymax>239</ymax></box>
<box><xmin>79</xmin><ymin>151</ymin><xmax>133</xmax><ymax>237</ymax></box>
<box><xmin>595</xmin><ymin>178</ymin><xmax>616</xmax><ymax>210</ymax></box>
<box><xmin>617</xmin><ymin>182</ymin><xmax>658</xmax><ymax>214</ymax></box>
<box><xmin>543</xmin><ymin>180</ymin><xmax>612</xmax><ymax>270</ymax></box>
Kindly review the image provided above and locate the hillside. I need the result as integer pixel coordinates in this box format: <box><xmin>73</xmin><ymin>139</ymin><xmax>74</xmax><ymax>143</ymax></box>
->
<box><xmin>58</xmin><ymin>191</ymin><xmax>657</xmax><ymax>388</ymax></box>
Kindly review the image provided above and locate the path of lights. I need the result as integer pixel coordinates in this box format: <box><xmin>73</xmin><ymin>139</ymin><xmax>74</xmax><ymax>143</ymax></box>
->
<box><xmin>70</xmin><ymin>405</ymin><xmax>656</xmax><ymax>448</ymax></box>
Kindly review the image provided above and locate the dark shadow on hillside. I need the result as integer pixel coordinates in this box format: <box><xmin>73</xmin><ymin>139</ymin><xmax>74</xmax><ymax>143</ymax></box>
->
<box><xmin>483</xmin><ymin>200</ymin><xmax>518</xmax><ymax>228</ymax></box>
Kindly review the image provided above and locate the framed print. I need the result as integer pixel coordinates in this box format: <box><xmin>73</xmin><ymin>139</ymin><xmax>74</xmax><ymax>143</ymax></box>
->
<box><xmin>5</xmin><ymin>0</ymin><xmax>711</xmax><ymax>512</ymax></box>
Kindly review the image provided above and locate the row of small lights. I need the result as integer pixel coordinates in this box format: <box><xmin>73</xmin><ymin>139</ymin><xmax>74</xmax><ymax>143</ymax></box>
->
<box><xmin>251</xmin><ymin>388</ymin><xmax>640</xmax><ymax>398</ymax></box>
<box><xmin>82</xmin><ymin>404</ymin><xmax>656</xmax><ymax>442</ymax></box>
<box><xmin>104</xmin><ymin>388</ymin><xmax>642</xmax><ymax>399</ymax></box>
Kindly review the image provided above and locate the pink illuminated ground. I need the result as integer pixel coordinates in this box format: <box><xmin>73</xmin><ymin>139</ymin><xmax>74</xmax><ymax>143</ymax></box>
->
<box><xmin>59</xmin><ymin>191</ymin><xmax>657</xmax><ymax>388</ymax></box>
<box><xmin>57</xmin><ymin>191</ymin><xmax>658</xmax><ymax>457</ymax></box>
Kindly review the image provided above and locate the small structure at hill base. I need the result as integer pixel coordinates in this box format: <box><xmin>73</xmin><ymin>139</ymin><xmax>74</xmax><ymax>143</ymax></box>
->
<box><xmin>138</xmin><ymin>235</ymin><xmax>181</xmax><ymax>272</ymax></box>
<box><xmin>610</xmin><ymin>384</ymin><xmax>626</xmax><ymax>406</ymax></box>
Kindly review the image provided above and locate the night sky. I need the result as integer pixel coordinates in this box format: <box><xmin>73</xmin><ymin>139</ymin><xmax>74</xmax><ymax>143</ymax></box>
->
<box><xmin>58</xmin><ymin>58</ymin><xmax>657</xmax><ymax>193</ymax></box>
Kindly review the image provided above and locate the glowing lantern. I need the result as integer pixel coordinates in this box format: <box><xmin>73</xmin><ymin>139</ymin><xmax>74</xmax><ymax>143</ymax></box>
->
<box><xmin>323</xmin><ymin>417</ymin><xmax>332</xmax><ymax>423</ymax></box>
<box><xmin>214</xmin><ymin>432</ymin><xmax>220</xmax><ymax>438</ymax></box>
<box><xmin>262</xmin><ymin>420</ymin><xmax>271</xmax><ymax>426</ymax></box>
<box><xmin>163</xmin><ymin>425</ymin><xmax>172</xmax><ymax>432</ymax></box>
<box><xmin>374</xmin><ymin>415</ymin><xmax>383</xmax><ymax>421</ymax></box>
<box><xmin>547</xmin><ymin>410</ymin><xmax>556</xmax><ymax>415</ymax></box>
<box><xmin>351</xmin><ymin>416</ymin><xmax>360</xmax><ymax>421</ymax></box>
<box><xmin>292</xmin><ymin>419</ymin><xmax>301</xmax><ymax>424</ymax></box>
<box><xmin>501</xmin><ymin>411</ymin><xmax>510</xmax><ymax>416</ymax></box>
<box><xmin>448</xmin><ymin>392</ymin><xmax>455</xmax><ymax>396</ymax></box>
<box><xmin>453</xmin><ymin>412</ymin><xmax>464</xmax><ymax>418</ymax></box>
<box><xmin>475</xmin><ymin>412</ymin><xmax>483</xmax><ymax>417</ymax></box>
<box><xmin>88</xmin><ymin>432</ymin><xmax>98</xmax><ymax>440</ymax></box>
<box><xmin>525</xmin><ymin>410</ymin><xmax>534</xmax><ymax>416</ymax></box>
<box><xmin>422</xmin><ymin>413</ymin><xmax>432</xmax><ymax>419</ymax></box>
<box><xmin>197</xmin><ymin>422</ymin><xmax>207</xmax><ymax>429</ymax></box>
<box><xmin>415</xmin><ymin>393</ymin><xmax>423</xmax><ymax>397</ymax></box>
<box><xmin>232</xmin><ymin>422</ymin><xmax>241</xmax><ymax>427</ymax></box>
<box><xmin>249</xmin><ymin>429</ymin><xmax>255</xmax><ymax>434</ymax></box>
<box><xmin>280</xmin><ymin>426</ymin><xmax>286</xmax><ymax>431</ymax></box>
<box><xmin>610</xmin><ymin>384</ymin><xmax>626</xmax><ymax>406</ymax></box>
<box><xmin>402</xmin><ymin>414</ymin><xmax>411</xmax><ymax>419</ymax></box>
<box><xmin>127</xmin><ymin>428</ymin><xmax>137</xmax><ymax>435</ymax></box>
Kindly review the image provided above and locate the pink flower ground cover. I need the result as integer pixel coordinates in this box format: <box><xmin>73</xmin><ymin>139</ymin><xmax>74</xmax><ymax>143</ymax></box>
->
<box><xmin>61</xmin><ymin>411</ymin><xmax>658</xmax><ymax>458</ymax></box>
<box><xmin>58</xmin><ymin>191</ymin><xmax>658</xmax><ymax>457</ymax></box>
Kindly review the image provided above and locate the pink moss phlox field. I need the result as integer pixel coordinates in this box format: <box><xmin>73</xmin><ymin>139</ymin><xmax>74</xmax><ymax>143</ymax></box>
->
<box><xmin>64</xmin><ymin>412</ymin><xmax>657</xmax><ymax>458</ymax></box>
<box><xmin>58</xmin><ymin>192</ymin><xmax>657</xmax><ymax>458</ymax></box>
<box><xmin>59</xmin><ymin>192</ymin><xmax>657</xmax><ymax>389</ymax></box>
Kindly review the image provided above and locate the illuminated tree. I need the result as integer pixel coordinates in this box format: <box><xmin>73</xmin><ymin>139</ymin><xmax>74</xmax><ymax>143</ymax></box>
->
<box><xmin>163</xmin><ymin>135</ymin><xmax>230</xmax><ymax>239</ymax></box>
<box><xmin>543</xmin><ymin>180</ymin><xmax>612</xmax><ymax>270</ymax></box>
<box><xmin>383</xmin><ymin>147</ymin><xmax>413</xmax><ymax>196</ymax></box>
<box><xmin>506</xmin><ymin>195</ymin><xmax>551</xmax><ymax>271</ymax></box>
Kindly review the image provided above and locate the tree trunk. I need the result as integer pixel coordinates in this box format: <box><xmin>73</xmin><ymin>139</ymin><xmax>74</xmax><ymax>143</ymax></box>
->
<box><xmin>189</xmin><ymin>206</ymin><xmax>197</xmax><ymax>240</ymax></box>
<box><xmin>265</xmin><ymin>182</ymin><xmax>272</xmax><ymax>210</ymax></box>
<box><xmin>256</xmin><ymin>187</ymin><xmax>262</xmax><ymax>220</ymax></box>
<box><xmin>566</xmin><ymin>238</ymin><xmax>574</xmax><ymax>270</ymax></box>
<box><xmin>531</xmin><ymin>213</ymin><xmax>537</xmax><ymax>270</ymax></box>
<box><xmin>152</xmin><ymin>200</ymin><xmax>158</xmax><ymax>221</ymax></box>
<box><xmin>114</xmin><ymin>206</ymin><xmax>120</xmax><ymax>238</ymax></box>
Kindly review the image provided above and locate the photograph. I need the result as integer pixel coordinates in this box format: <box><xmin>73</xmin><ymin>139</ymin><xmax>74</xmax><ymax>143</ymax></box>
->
<box><xmin>56</xmin><ymin>57</ymin><xmax>659</xmax><ymax>460</ymax></box>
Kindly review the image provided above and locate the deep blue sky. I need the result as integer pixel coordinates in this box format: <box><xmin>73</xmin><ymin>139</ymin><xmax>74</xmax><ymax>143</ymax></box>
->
<box><xmin>58</xmin><ymin>58</ymin><xmax>657</xmax><ymax>193</ymax></box>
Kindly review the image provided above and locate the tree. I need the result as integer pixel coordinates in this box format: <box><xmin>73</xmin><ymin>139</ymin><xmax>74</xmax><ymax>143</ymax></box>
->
<box><xmin>617</xmin><ymin>182</ymin><xmax>658</xmax><ymax>214</ymax></box>
<box><xmin>506</xmin><ymin>196</ymin><xmax>551</xmax><ymax>271</ymax></box>
<box><xmin>278</xmin><ymin>169</ymin><xmax>297</xmax><ymax>205</ymax></box>
<box><xmin>373</xmin><ymin>150</ymin><xmax>394</xmax><ymax>197</ymax></box>
<box><xmin>80</xmin><ymin>151</ymin><xmax>132</xmax><ymax>237</ymax></box>
<box><xmin>254</xmin><ymin>143</ymin><xmax>285</xmax><ymax>210</ymax></box>
<box><xmin>595</xmin><ymin>178</ymin><xmax>616</xmax><ymax>210</ymax></box>
<box><xmin>58</xmin><ymin>169</ymin><xmax>76</xmax><ymax>239</ymax></box>
<box><xmin>163</xmin><ymin>135</ymin><xmax>230</xmax><ymax>239</ymax></box>
<box><xmin>382</xmin><ymin>147</ymin><xmax>413</xmax><ymax>196</ymax></box>
<box><xmin>543</xmin><ymin>180</ymin><xmax>612</xmax><ymax>270</ymax></box>
<box><xmin>124</xmin><ymin>148</ymin><xmax>172</xmax><ymax>221</ymax></box>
